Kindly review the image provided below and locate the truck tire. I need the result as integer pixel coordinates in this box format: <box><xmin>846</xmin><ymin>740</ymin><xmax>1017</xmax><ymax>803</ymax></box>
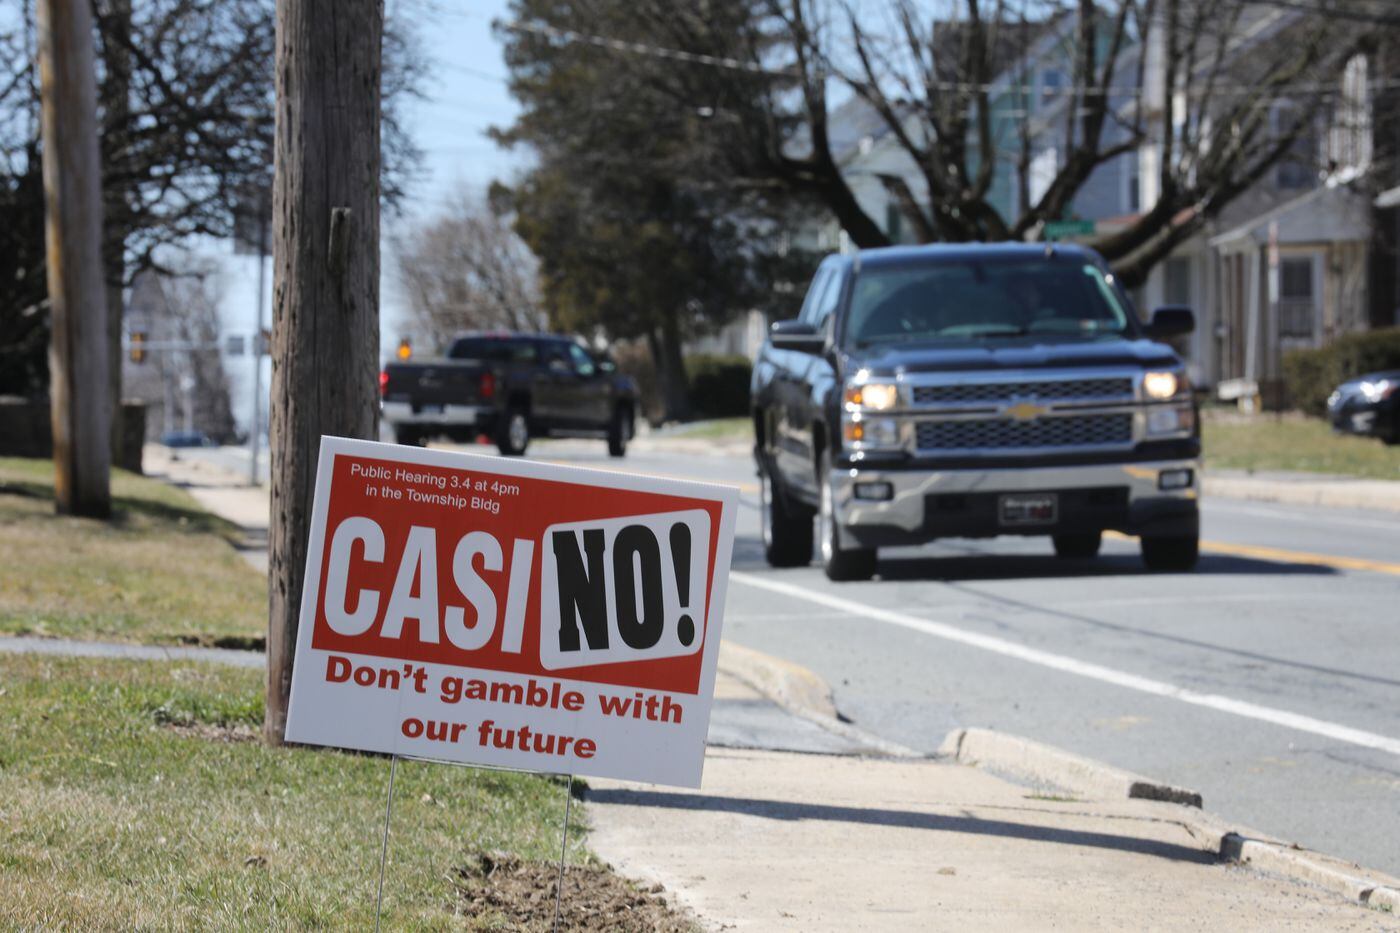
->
<box><xmin>760</xmin><ymin>464</ymin><xmax>813</xmax><ymax>567</ymax></box>
<box><xmin>607</xmin><ymin>405</ymin><xmax>630</xmax><ymax>457</ymax></box>
<box><xmin>1053</xmin><ymin>532</ymin><xmax>1101</xmax><ymax>559</ymax></box>
<box><xmin>496</xmin><ymin>406</ymin><xmax>530</xmax><ymax>457</ymax></box>
<box><xmin>1141</xmin><ymin>534</ymin><xmax>1199</xmax><ymax>572</ymax></box>
<box><xmin>818</xmin><ymin>452</ymin><xmax>876</xmax><ymax>582</ymax></box>
<box><xmin>394</xmin><ymin>426</ymin><xmax>422</xmax><ymax>447</ymax></box>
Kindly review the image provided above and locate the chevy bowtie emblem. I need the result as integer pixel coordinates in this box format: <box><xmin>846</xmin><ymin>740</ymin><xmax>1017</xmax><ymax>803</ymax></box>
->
<box><xmin>1003</xmin><ymin>401</ymin><xmax>1049</xmax><ymax>421</ymax></box>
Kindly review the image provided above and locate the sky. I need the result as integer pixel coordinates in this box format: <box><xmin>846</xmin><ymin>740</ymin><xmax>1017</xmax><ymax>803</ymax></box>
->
<box><xmin>383</xmin><ymin>0</ymin><xmax>525</xmax><ymax>337</ymax></box>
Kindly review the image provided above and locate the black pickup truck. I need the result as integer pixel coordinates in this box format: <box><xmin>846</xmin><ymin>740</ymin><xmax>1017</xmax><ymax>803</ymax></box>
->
<box><xmin>752</xmin><ymin>243</ymin><xmax>1200</xmax><ymax>581</ymax></box>
<box><xmin>380</xmin><ymin>333</ymin><xmax>637</xmax><ymax>457</ymax></box>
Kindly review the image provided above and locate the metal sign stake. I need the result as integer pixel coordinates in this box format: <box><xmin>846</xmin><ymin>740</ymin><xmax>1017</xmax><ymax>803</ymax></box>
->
<box><xmin>552</xmin><ymin>773</ymin><xmax>574</xmax><ymax>933</ymax></box>
<box><xmin>374</xmin><ymin>755</ymin><xmax>399</xmax><ymax>933</ymax></box>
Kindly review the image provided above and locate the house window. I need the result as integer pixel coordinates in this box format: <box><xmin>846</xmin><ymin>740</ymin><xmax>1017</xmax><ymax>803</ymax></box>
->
<box><xmin>1127</xmin><ymin>159</ymin><xmax>1140</xmax><ymax>213</ymax></box>
<box><xmin>1040</xmin><ymin>70</ymin><xmax>1065</xmax><ymax>108</ymax></box>
<box><xmin>1165</xmin><ymin>257</ymin><xmax>1191</xmax><ymax>307</ymax></box>
<box><xmin>1278</xmin><ymin>256</ymin><xmax>1316</xmax><ymax>339</ymax></box>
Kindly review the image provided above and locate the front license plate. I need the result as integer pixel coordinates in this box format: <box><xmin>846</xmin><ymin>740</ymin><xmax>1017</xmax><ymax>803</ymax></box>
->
<box><xmin>999</xmin><ymin>493</ymin><xmax>1058</xmax><ymax>526</ymax></box>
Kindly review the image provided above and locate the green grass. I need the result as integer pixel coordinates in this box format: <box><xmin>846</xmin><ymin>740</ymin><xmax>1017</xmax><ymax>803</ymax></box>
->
<box><xmin>659</xmin><ymin>417</ymin><xmax>753</xmax><ymax>442</ymax></box>
<box><xmin>0</xmin><ymin>654</ymin><xmax>586</xmax><ymax>929</ymax></box>
<box><xmin>1203</xmin><ymin>414</ymin><xmax>1400</xmax><ymax>481</ymax></box>
<box><xmin>0</xmin><ymin>457</ymin><xmax>265</xmax><ymax>646</ymax></box>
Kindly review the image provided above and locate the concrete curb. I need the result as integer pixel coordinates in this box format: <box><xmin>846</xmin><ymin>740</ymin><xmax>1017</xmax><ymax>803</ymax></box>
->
<box><xmin>1204</xmin><ymin>475</ymin><xmax>1400</xmax><ymax>513</ymax></box>
<box><xmin>0</xmin><ymin>635</ymin><xmax>265</xmax><ymax>668</ymax></box>
<box><xmin>941</xmin><ymin>727</ymin><xmax>1400</xmax><ymax>915</ymax></box>
<box><xmin>718</xmin><ymin>641</ymin><xmax>921</xmax><ymax>758</ymax></box>
<box><xmin>940</xmin><ymin>727</ymin><xmax>1204</xmax><ymax>807</ymax></box>
<box><xmin>719</xmin><ymin>642</ymin><xmax>839</xmax><ymax>721</ymax></box>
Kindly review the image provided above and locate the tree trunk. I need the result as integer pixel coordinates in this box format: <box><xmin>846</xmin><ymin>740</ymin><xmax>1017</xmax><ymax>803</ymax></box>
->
<box><xmin>651</xmin><ymin>315</ymin><xmax>692</xmax><ymax>423</ymax></box>
<box><xmin>97</xmin><ymin>0</ymin><xmax>132</xmax><ymax>469</ymax></box>
<box><xmin>37</xmin><ymin>0</ymin><xmax>111</xmax><ymax>518</ymax></box>
<box><xmin>265</xmin><ymin>0</ymin><xmax>383</xmax><ymax>745</ymax></box>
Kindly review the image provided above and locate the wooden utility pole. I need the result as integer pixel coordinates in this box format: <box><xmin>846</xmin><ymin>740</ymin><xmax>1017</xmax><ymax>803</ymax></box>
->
<box><xmin>37</xmin><ymin>0</ymin><xmax>111</xmax><ymax>518</ymax></box>
<box><xmin>265</xmin><ymin>0</ymin><xmax>384</xmax><ymax>744</ymax></box>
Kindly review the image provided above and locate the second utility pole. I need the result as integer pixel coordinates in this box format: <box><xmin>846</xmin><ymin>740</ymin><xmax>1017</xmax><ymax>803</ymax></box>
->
<box><xmin>37</xmin><ymin>0</ymin><xmax>111</xmax><ymax>518</ymax></box>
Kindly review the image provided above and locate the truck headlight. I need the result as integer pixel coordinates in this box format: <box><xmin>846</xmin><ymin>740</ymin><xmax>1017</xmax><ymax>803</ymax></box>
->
<box><xmin>1361</xmin><ymin>379</ymin><xmax>1396</xmax><ymax>403</ymax></box>
<box><xmin>843</xmin><ymin>415</ymin><xmax>899</xmax><ymax>449</ymax></box>
<box><xmin>1143</xmin><ymin>371</ymin><xmax>1181</xmax><ymax>400</ymax></box>
<box><xmin>844</xmin><ymin>382</ymin><xmax>899</xmax><ymax>411</ymax></box>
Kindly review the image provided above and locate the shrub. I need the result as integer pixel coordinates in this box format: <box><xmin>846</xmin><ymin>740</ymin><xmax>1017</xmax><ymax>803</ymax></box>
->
<box><xmin>685</xmin><ymin>354</ymin><xmax>752</xmax><ymax>419</ymax></box>
<box><xmin>1283</xmin><ymin>328</ymin><xmax>1400</xmax><ymax>416</ymax></box>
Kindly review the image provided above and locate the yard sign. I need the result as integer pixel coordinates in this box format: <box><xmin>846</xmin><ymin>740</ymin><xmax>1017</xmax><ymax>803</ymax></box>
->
<box><xmin>284</xmin><ymin>437</ymin><xmax>740</xmax><ymax>788</ymax></box>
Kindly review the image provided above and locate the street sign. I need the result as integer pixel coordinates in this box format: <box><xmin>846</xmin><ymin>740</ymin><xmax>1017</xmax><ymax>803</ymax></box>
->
<box><xmin>284</xmin><ymin>437</ymin><xmax>740</xmax><ymax>788</ymax></box>
<box><xmin>1043</xmin><ymin>219</ymin><xmax>1096</xmax><ymax>240</ymax></box>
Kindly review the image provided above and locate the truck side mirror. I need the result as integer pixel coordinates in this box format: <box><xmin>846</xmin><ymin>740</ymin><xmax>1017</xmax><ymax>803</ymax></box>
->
<box><xmin>1145</xmin><ymin>306</ymin><xmax>1194</xmax><ymax>339</ymax></box>
<box><xmin>770</xmin><ymin>319</ymin><xmax>825</xmax><ymax>354</ymax></box>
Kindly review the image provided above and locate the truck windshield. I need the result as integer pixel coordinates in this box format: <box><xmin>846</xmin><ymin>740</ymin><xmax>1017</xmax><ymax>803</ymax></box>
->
<box><xmin>846</xmin><ymin>260</ymin><xmax>1133</xmax><ymax>347</ymax></box>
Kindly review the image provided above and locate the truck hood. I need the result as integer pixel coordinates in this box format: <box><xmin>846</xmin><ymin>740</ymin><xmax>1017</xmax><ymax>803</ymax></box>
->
<box><xmin>846</xmin><ymin>337</ymin><xmax>1179</xmax><ymax>376</ymax></box>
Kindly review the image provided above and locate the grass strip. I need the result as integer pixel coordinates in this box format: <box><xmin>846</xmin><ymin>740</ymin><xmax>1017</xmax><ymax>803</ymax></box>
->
<box><xmin>0</xmin><ymin>654</ymin><xmax>597</xmax><ymax>929</ymax></box>
<box><xmin>0</xmin><ymin>457</ymin><xmax>265</xmax><ymax>645</ymax></box>
<box><xmin>1202</xmin><ymin>414</ymin><xmax>1399</xmax><ymax>481</ymax></box>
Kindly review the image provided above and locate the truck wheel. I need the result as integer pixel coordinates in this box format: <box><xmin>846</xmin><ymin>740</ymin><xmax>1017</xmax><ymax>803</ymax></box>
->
<box><xmin>1141</xmin><ymin>534</ymin><xmax>1199</xmax><ymax>572</ymax></box>
<box><xmin>607</xmin><ymin>405</ymin><xmax>630</xmax><ymax>457</ymax></box>
<box><xmin>1053</xmin><ymin>532</ymin><xmax>1101</xmax><ymax>559</ymax></box>
<box><xmin>818</xmin><ymin>452</ymin><xmax>876</xmax><ymax>582</ymax></box>
<box><xmin>760</xmin><ymin>465</ymin><xmax>813</xmax><ymax>567</ymax></box>
<box><xmin>394</xmin><ymin>426</ymin><xmax>422</xmax><ymax>447</ymax></box>
<box><xmin>496</xmin><ymin>407</ymin><xmax>530</xmax><ymax>457</ymax></box>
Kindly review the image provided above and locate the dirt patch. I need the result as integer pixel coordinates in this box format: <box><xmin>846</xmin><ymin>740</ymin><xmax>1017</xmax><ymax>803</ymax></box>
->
<box><xmin>175</xmin><ymin>633</ymin><xmax>267</xmax><ymax>652</ymax></box>
<box><xmin>451</xmin><ymin>851</ymin><xmax>697</xmax><ymax>931</ymax></box>
<box><xmin>159</xmin><ymin>721</ymin><xmax>259</xmax><ymax>743</ymax></box>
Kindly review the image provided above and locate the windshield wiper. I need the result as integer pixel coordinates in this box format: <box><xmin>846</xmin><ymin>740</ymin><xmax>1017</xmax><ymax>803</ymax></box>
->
<box><xmin>962</xmin><ymin>325</ymin><xmax>1028</xmax><ymax>339</ymax></box>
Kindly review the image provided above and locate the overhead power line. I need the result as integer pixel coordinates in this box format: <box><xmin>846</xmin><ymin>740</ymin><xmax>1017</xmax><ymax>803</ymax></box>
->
<box><xmin>496</xmin><ymin>16</ymin><xmax>1400</xmax><ymax>101</ymax></box>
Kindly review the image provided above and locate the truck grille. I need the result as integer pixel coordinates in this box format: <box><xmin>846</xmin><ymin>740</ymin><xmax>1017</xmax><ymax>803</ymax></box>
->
<box><xmin>912</xmin><ymin>378</ymin><xmax>1134</xmax><ymax>405</ymax></box>
<box><xmin>916</xmin><ymin>413</ymin><xmax>1133</xmax><ymax>450</ymax></box>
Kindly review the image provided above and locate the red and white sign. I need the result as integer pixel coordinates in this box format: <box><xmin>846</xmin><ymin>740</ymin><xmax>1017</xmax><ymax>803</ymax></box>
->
<box><xmin>284</xmin><ymin>436</ymin><xmax>740</xmax><ymax>788</ymax></box>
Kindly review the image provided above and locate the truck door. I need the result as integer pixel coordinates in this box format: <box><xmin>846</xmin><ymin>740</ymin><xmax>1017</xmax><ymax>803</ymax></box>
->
<box><xmin>533</xmin><ymin>341</ymin><xmax>577</xmax><ymax>429</ymax></box>
<box><xmin>775</xmin><ymin>265</ymin><xmax>841</xmax><ymax>501</ymax></box>
<box><xmin>567</xmin><ymin>343</ymin><xmax>611</xmax><ymax>428</ymax></box>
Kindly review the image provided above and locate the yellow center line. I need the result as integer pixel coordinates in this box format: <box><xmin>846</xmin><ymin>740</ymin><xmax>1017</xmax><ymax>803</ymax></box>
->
<box><xmin>1105</xmin><ymin>530</ymin><xmax>1400</xmax><ymax>576</ymax></box>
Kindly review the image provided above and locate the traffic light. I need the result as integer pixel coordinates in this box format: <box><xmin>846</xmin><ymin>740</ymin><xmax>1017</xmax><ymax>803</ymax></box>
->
<box><xmin>397</xmin><ymin>338</ymin><xmax>412</xmax><ymax>360</ymax></box>
<box><xmin>129</xmin><ymin>331</ymin><xmax>147</xmax><ymax>364</ymax></box>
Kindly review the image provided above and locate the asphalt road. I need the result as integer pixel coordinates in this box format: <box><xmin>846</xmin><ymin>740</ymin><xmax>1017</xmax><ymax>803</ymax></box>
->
<box><xmin>473</xmin><ymin>437</ymin><xmax>1400</xmax><ymax>879</ymax></box>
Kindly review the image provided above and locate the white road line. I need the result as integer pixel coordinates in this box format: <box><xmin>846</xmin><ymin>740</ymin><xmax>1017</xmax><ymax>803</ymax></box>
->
<box><xmin>730</xmin><ymin>571</ymin><xmax>1400</xmax><ymax>757</ymax></box>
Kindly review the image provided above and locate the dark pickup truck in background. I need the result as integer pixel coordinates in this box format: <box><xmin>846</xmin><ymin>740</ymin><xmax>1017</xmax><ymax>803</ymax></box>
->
<box><xmin>380</xmin><ymin>333</ymin><xmax>637</xmax><ymax>457</ymax></box>
<box><xmin>752</xmin><ymin>243</ymin><xmax>1200</xmax><ymax>581</ymax></box>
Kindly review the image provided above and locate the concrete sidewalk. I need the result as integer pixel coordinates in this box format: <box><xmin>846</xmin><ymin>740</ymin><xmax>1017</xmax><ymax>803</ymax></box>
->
<box><xmin>1206</xmin><ymin>468</ymin><xmax>1400</xmax><ymax>513</ymax></box>
<box><xmin>588</xmin><ymin>748</ymin><xmax>1397</xmax><ymax>931</ymax></box>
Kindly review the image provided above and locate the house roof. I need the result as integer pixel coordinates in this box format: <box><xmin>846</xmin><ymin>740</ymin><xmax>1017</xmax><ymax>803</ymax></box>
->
<box><xmin>1207</xmin><ymin>183</ymin><xmax>1372</xmax><ymax>250</ymax></box>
